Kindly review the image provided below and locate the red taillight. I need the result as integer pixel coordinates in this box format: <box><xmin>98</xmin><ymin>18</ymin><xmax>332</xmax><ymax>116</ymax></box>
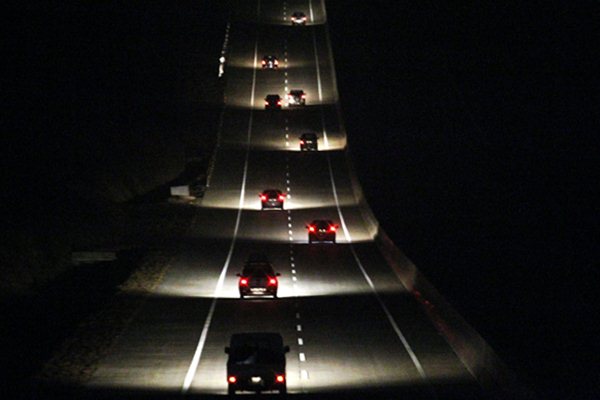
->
<box><xmin>239</xmin><ymin>278</ymin><xmax>248</xmax><ymax>286</ymax></box>
<box><xmin>262</xmin><ymin>60</ymin><xmax>266</xmax><ymax>64</ymax></box>
<box><xmin>308</xmin><ymin>226</ymin><xmax>315</xmax><ymax>232</ymax></box>
<box><xmin>278</xmin><ymin>195</ymin><xmax>285</xmax><ymax>201</ymax></box>
<box><xmin>302</xmin><ymin>94</ymin><xmax>306</xmax><ymax>98</ymax></box>
<box><xmin>276</xmin><ymin>374</ymin><xmax>285</xmax><ymax>383</ymax></box>
<box><xmin>300</xmin><ymin>140</ymin><xmax>305</xmax><ymax>145</ymax></box>
<box><xmin>268</xmin><ymin>278</ymin><xmax>277</xmax><ymax>286</ymax></box>
<box><xmin>228</xmin><ymin>376</ymin><xmax>237</xmax><ymax>383</ymax></box>
<box><xmin>277</xmin><ymin>101</ymin><xmax>282</xmax><ymax>105</ymax></box>
<box><xmin>329</xmin><ymin>226</ymin><xmax>337</xmax><ymax>232</ymax></box>
<box><xmin>260</xmin><ymin>195</ymin><xmax>267</xmax><ymax>201</ymax></box>
<box><xmin>265</xmin><ymin>101</ymin><xmax>269</xmax><ymax>105</ymax></box>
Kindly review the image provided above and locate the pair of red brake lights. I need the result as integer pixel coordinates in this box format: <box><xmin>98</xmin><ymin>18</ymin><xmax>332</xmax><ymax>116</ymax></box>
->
<box><xmin>307</xmin><ymin>225</ymin><xmax>337</xmax><ymax>232</ymax></box>
<box><xmin>228</xmin><ymin>374</ymin><xmax>284</xmax><ymax>383</ymax></box>
<box><xmin>239</xmin><ymin>277</ymin><xmax>277</xmax><ymax>286</ymax></box>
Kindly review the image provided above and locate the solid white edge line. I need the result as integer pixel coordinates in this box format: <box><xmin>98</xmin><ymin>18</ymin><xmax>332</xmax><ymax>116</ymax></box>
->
<box><xmin>311</xmin><ymin>24</ymin><xmax>329</xmax><ymax>148</ymax></box>
<box><xmin>319</xmin><ymin>6</ymin><xmax>434</xmax><ymax>392</ymax></box>
<box><xmin>181</xmin><ymin>6</ymin><xmax>260</xmax><ymax>392</ymax></box>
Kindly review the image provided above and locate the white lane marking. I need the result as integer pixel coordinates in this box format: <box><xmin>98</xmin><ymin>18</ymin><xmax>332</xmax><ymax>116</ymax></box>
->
<box><xmin>301</xmin><ymin>369</ymin><xmax>309</xmax><ymax>380</ymax></box>
<box><xmin>292</xmin><ymin>276</ymin><xmax>297</xmax><ymax>282</ymax></box>
<box><xmin>309</xmin><ymin>0</ymin><xmax>315</xmax><ymax>23</ymax></box>
<box><xmin>298</xmin><ymin>338</ymin><xmax>304</xmax><ymax>345</ymax></box>
<box><xmin>325</xmin><ymin>146</ymin><xmax>433</xmax><ymax>391</ymax></box>
<box><xmin>291</xmin><ymin>269</ymin><xmax>296</xmax><ymax>274</ymax></box>
<box><xmin>311</xmin><ymin>25</ymin><xmax>329</xmax><ymax>148</ymax></box>
<box><xmin>299</xmin><ymin>353</ymin><xmax>306</xmax><ymax>362</ymax></box>
<box><xmin>181</xmin><ymin>13</ymin><xmax>261</xmax><ymax>393</ymax></box>
<box><xmin>326</xmin><ymin>155</ymin><xmax>351</xmax><ymax>241</ymax></box>
<box><xmin>288</xmin><ymin>230</ymin><xmax>293</xmax><ymax>235</ymax></box>
<box><xmin>297</xmin><ymin>324</ymin><xmax>302</xmax><ymax>332</ymax></box>
<box><xmin>296</xmin><ymin>312</ymin><xmax>301</xmax><ymax>319</ymax></box>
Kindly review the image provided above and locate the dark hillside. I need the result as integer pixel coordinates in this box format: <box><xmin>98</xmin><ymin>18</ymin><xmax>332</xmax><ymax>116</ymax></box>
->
<box><xmin>328</xmin><ymin>2</ymin><xmax>599</xmax><ymax>399</ymax></box>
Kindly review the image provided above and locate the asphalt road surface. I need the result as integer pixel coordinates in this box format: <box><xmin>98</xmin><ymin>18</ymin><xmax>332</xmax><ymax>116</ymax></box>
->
<box><xmin>84</xmin><ymin>1</ymin><xmax>488</xmax><ymax>398</ymax></box>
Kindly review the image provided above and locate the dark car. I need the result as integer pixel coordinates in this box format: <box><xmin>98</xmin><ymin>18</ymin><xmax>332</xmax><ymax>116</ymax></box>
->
<box><xmin>265</xmin><ymin>94</ymin><xmax>282</xmax><ymax>109</ymax></box>
<box><xmin>307</xmin><ymin>219</ymin><xmax>338</xmax><ymax>243</ymax></box>
<box><xmin>260</xmin><ymin>189</ymin><xmax>286</xmax><ymax>210</ymax></box>
<box><xmin>287</xmin><ymin>90</ymin><xmax>306</xmax><ymax>106</ymax></box>
<box><xmin>291</xmin><ymin>11</ymin><xmax>307</xmax><ymax>25</ymax></box>
<box><xmin>261</xmin><ymin>55</ymin><xmax>279</xmax><ymax>69</ymax></box>
<box><xmin>237</xmin><ymin>253</ymin><xmax>280</xmax><ymax>298</ymax></box>
<box><xmin>225</xmin><ymin>332</ymin><xmax>289</xmax><ymax>395</ymax></box>
<box><xmin>299</xmin><ymin>133</ymin><xmax>318</xmax><ymax>151</ymax></box>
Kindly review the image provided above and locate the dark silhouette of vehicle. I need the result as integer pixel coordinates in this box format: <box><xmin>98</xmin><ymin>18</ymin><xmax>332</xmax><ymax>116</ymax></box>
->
<box><xmin>265</xmin><ymin>94</ymin><xmax>282</xmax><ymax>109</ymax></box>
<box><xmin>299</xmin><ymin>133</ymin><xmax>318</xmax><ymax>151</ymax></box>
<box><xmin>259</xmin><ymin>189</ymin><xmax>286</xmax><ymax>210</ymax></box>
<box><xmin>291</xmin><ymin>11</ymin><xmax>307</xmax><ymax>25</ymax></box>
<box><xmin>287</xmin><ymin>89</ymin><xmax>306</xmax><ymax>106</ymax></box>
<box><xmin>225</xmin><ymin>332</ymin><xmax>290</xmax><ymax>395</ymax></box>
<box><xmin>261</xmin><ymin>55</ymin><xmax>279</xmax><ymax>69</ymax></box>
<box><xmin>237</xmin><ymin>253</ymin><xmax>280</xmax><ymax>298</ymax></box>
<box><xmin>307</xmin><ymin>219</ymin><xmax>339</xmax><ymax>243</ymax></box>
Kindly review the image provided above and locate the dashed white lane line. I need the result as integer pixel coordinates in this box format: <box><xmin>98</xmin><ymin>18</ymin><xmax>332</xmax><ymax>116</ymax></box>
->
<box><xmin>299</xmin><ymin>353</ymin><xmax>306</xmax><ymax>362</ymax></box>
<box><xmin>292</xmin><ymin>276</ymin><xmax>297</xmax><ymax>282</ymax></box>
<box><xmin>296</xmin><ymin>312</ymin><xmax>301</xmax><ymax>319</ymax></box>
<box><xmin>298</xmin><ymin>338</ymin><xmax>304</xmax><ymax>345</ymax></box>
<box><xmin>291</xmin><ymin>269</ymin><xmax>296</xmax><ymax>274</ymax></box>
<box><xmin>301</xmin><ymin>370</ymin><xmax>309</xmax><ymax>380</ymax></box>
<box><xmin>296</xmin><ymin>324</ymin><xmax>302</xmax><ymax>332</ymax></box>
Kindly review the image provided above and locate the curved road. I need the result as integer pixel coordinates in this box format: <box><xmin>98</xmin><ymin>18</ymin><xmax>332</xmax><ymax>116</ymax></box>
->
<box><xmin>86</xmin><ymin>1</ymin><xmax>488</xmax><ymax>398</ymax></box>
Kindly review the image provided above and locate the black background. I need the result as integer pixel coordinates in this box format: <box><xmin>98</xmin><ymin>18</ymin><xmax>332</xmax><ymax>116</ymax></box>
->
<box><xmin>4</xmin><ymin>1</ymin><xmax>599</xmax><ymax>399</ymax></box>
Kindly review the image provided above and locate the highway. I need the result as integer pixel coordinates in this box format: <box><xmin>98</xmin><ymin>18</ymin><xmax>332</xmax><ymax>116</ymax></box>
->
<box><xmin>84</xmin><ymin>0</ymin><xmax>493</xmax><ymax>398</ymax></box>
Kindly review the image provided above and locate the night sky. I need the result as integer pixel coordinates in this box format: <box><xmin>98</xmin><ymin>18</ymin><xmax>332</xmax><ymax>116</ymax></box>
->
<box><xmin>4</xmin><ymin>1</ymin><xmax>599</xmax><ymax>399</ymax></box>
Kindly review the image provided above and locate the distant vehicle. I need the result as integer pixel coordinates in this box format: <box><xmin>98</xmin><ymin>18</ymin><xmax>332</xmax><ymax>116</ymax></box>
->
<box><xmin>260</xmin><ymin>189</ymin><xmax>286</xmax><ymax>210</ymax></box>
<box><xmin>261</xmin><ymin>55</ymin><xmax>279</xmax><ymax>69</ymax></box>
<box><xmin>225</xmin><ymin>332</ymin><xmax>289</xmax><ymax>395</ymax></box>
<box><xmin>237</xmin><ymin>253</ymin><xmax>280</xmax><ymax>298</ymax></box>
<box><xmin>265</xmin><ymin>94</ymin><xmax>282</xmax><ymax>109</ymax></box>
<box><xmin>287</xmin><ymin>89</ymin><xmax>306</xmax><ymax>106</ymax></box>
<box><xmin>299</xmin><ymin>133</ymin><xmax>318</xmax><ymax>151</ymax></box>
<box><xmin>291</xmin><ymin>11</ymin><xmax>307</xmax><ymax>25</ymax></box>
<box><xmin>306</xmin><ymin>219</ymin><xmax>338</xmax><ymax>243</ymax></box>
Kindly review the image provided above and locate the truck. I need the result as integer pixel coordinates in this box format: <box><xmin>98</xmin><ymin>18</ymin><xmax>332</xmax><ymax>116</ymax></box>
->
<box><xmin>225</xmin><ymin>332</ymin><xmax>290</xmax><ymax>395</ymax></box>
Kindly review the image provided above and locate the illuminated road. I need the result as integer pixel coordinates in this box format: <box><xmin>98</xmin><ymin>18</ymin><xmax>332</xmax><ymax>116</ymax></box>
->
<box><xmin>84</xmin><ymin>1</ymin><xmax>496</xmax><ymax>398</ymax></box>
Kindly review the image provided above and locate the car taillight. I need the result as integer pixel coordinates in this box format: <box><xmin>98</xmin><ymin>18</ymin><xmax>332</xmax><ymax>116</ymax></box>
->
<box><xmin>262</xmin><ymin>60</ymin><xmax>266</xmax><ymax>64</ymax></box>
<box><xmin>274</xmin><ymin>60</ymin><xmax>279</xmax><ymax>65</ymax></box>
<box><xmin>276</xmin><ymin>374</ymin><xmax>285</xmax><ymax>383</ymax></box>
<box><xmin>260</xmin><ymin>195</ymin><xmax>267</xmax><ymax>201</ymax></box>
<box><xmin>277</xmin><ymin>101</ymin><xmax>282</xmax><ymax>105</ymax></box>
<box><xmin>300</xmin><ymin>140</ymin><xmax>305</xmax><ymax>145</ymax></box>
<box><xmin>268</xmin><ymin>278</ymin><xmax>277</xmax><ymax>286</ymax></box>
<box><xmin>228</xmin><ymin>376</ymin><xmax>237</xmax><ymax>384</ymax></box>
<box><xmin>308</xmin><ymin>226</ymin><xmax>315</xmax><ymax>232</ymax></box>
<box><xmin>329</xmin><ymin>226</ymin><xmax>337</xmax><ymax>232</ymax></box>
<box><xmin>265</xmin><ymin>101</ymin><xmax>269</xmax><ymax>105</ymax></box>
<box><xmin>302</xmin><ymin>94</ymin><xmax>306</xmax><ymax>98</ymax></box>
<box><xmin>278</xmin><ymin>195</ymin><xmax>285</xmax><ymax>201</ymax></box>
<box><xmin>239</xmin><ymin>278</ymin><xmax>248</xmax><ymax>286</ymax></box>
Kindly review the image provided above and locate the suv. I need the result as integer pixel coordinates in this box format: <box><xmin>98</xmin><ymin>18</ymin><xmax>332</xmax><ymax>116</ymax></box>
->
<box><xmin>307</xmin><ymin>219</ymin><xmax>339</xmax><ymax>243</ymax></box>
<box><xmin>299</xmin><ymin>133</ymin><xmax>318</xmax><ymax>151</ymax></box>
<box><xmin>225</xmin><ymin>332</ymin><xmax>290</xmax><ymax>395</ymax></box>
<box><xmin>287</xmin><ymin>89</ymin><xmax>306</xmax><ymax>106</ymax></box>
<box><xmin>260</xmin><ymin>189</ymin><xmax>286</xmax><ymax>210</ymax></box>
<box><xmin>237</xmin><ymin>253</ymin><xmax>280</xmax><ymax>298</ymax></box>
<box><xmin>291</xmin><ymin>11</ymin><xmax>307</xmax><ymax>25</ymax></box>
<box><xmin>261</xmin><ymin>55</ymin><xmax>279</xmax><ymax>69</ymax></box>
<box><xmin>265</xmin><ymin>94</ymin><xmax>282</xmax><ymax>109</ymax></box>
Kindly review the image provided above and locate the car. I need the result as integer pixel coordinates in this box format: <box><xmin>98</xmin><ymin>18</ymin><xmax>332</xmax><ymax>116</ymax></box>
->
<box><xmin>287</xmin><ymin>89</ymin><xmax>306</xmax><ymax>106</ymax></box>
<box><xmin>306</xmin><ymin>219</ymin><xmax>339</xmax><ymax>243</ymax></box>
<box><xmin>291</xmin><ymin>11</ymin><xmax>307</xmax><ymax>25</ymax></box>
<box><xmin>299</xmin><ymin>133</ymin><xmax>318</xmax><ymax>151</ymax></box>
<box><xmin>265</xmin><ymin>94</ymin><xmax>282</xmax><ymax>109</ymax></box>
<box><xmin>225</xmin><ymin>332</ymin><xmax>290</xmax><ymax>395</ymax></box>
<box><xmin>237</xmin><ymin>253</ymin><xmax>280</xmax><ymax>298</ymax></box>
<box><xmin>261</xmin><ymin>55</ymin><xmax>279</xmax><ymax>69</ymax></box>
<box><xmin>260</xmin><ymin>189</ymin><xmax>286</xmax><ymax>210</ymax></box>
